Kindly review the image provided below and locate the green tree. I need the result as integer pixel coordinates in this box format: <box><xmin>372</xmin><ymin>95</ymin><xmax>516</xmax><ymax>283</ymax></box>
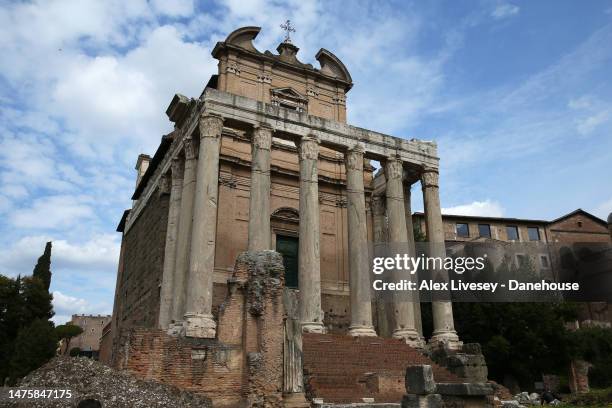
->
<box><xmin>8</xmin><ymin>318</ymin><xmax>57</xmax><ymax>383</ymax></box>
<box><xmin>56</xmin><ymin>323</ymin><xmax>83</xmax><ymax>355</ymax></box>
<box><xmin>32</xmin><ymin>241</ymin><xmax>52</xmax><ymax>291</ymax></box>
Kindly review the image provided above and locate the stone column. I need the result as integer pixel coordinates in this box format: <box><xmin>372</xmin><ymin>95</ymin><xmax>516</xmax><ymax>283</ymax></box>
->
<box><xmin>372</xmin><ymin>195</ymin><xmax>392</xmax><ymax>338</ymax></box>
<box><xmin>404</xmin><ymin>183</ymin><xmax>423</xmax><ymax>337</ymax></box>
<box><xmin>158</xmin><ymin>158</ymin><xmax>183</xmax><ymax>329</ymax></box>
<box><xmin>183</xmin><ymin>114</ymin><xmax>224</xmax><ymax>338</ymax></box>
<box><xmin>297</xmin><ymin>135</ymin><xmax>325</xmax><ymax>333</ymax></box>
<box><xmin>384</xmin><ymin>158</ymin><xmax>422</xmax><ymax>347</ymax></box>
<box><xmin>248</xmin><ymin>125</ymin><xmax>273</xmax><ymax>251</ymax></box>
<box><xmin>421</xmin><ymin>168</ymin><xmax>461</xmax><ymax>350</ymax></box>
<box><xmin>346</xmin><ymin>143</ymin><xmax>377</xmax><ymax>336</ymax></box>
<box><xmin>168</xmin><ymin>140</ymin><xmax>197</xmax><ymax>334</ymax></box>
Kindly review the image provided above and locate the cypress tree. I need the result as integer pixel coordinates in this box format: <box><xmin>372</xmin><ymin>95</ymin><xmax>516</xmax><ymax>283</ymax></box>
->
<box><xmin>32</xmin><ymin>242</ymin><xmax>52</xmax><ymax>291</ymax></box>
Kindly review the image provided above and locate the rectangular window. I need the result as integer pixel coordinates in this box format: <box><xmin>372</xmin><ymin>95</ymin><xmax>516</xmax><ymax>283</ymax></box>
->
<box><xmin>506</xmin><ymin>225</ymin><xmax>519</xmax><ymax>241</ymax></box>
<box><xmin>516</xmin><ymin>254</ymin><xmax>528</xmax><ymax>267</ymax></box>
<box><xmin>456</xmin><ymin>223</ymin><xmax>470</xmax><ymax>238</ymax></box>
<box><xmin>528</xmin><ymin>227</ymin><xmax>540</xmax><ymax>241</ymax></box>
<box><xmin>540</xmin><ymin>255</ymin><xmax>550</xmax><ymax>268</ymax></box>
<box><xmin>478</xmin><ymin>224</ymin><xmax>491</xmax><ymax>238</ymax></box>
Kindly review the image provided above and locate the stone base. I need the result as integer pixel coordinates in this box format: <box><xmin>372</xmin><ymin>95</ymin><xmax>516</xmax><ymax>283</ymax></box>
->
<box><xmin>301</xmin><ymin>321</ymin><xmax>326</xmax><ymax>334</ymax></box>
<box><xmin>282</xmin><ymin>392</ymin><xmax>310</xmax><ymax>407</ymax></box>
<box><xmin>393</xmin><ymin>328</ymin><xmax>425</xmax><ymax>348</ymax></box>
<box><xmin>167</xmin><ymin>321</ymin><xmax>184</xmax><ymax>336</ymax></box>
<box><xmin>429</xmin><ymin>330</ymin><xmax>462</xmax><ymax>351</ymax></box>
<box><xmin>348</xmin><ymin>324</ymin><xmax>377</xmax><ymax>337</ymax></box>
<box><xmin>183</xmin><ymin>313</ymin><xmax>216</xmax><ymax>338</ymax></box>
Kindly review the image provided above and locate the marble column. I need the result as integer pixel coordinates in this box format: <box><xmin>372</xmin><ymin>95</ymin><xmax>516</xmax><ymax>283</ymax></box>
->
<box><xmin>168</xmin><ymin>140</ymin><xmax>197</xmax><ymax>334</ymax></box>
<box><xmin>372</xmin><ymin>195</ymin><xmax>392</xmax><ymax>338</ymax></box>
<box><xmin>158</xmin><ymin>158</ymin><xmax>184</xmax><ymax>329</ymax></box>
<box><xmin>384</xmin><ymin>158</ymin><xmax>422</xmax><ymax>347</ymax></box>
<box><xmin>248</xmin><ymin>125</ymin><xmax>273</xmax><ymax>251</ymax></box>
<box><xmin>297</xmin><ymin>135</ymin><xmax>325</xmax><ymax>333</ymax></box>
<box><xmin>422</xmin><ymin>168</ymin><xmax>461</xmax><ymax>350</ymax></box>
<box><xmin>184</xmin><ymin>114</ymin><xmax>224</xmax><ymax>338</ymax></box>
<box><xmin>346</xmin><ymin>143</ymin><xmax>377</xmax><ymax>336</ymax></box>
<box><xmin>403</xmin><ymin>183</ymin><xmax>424</xmax><ymax>337</ymax></box>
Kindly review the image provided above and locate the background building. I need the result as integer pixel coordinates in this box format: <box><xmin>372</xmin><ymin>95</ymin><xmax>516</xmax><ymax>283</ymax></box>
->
<box><xmin>60</xmin><ymin>314</ymin><xmax>111</xmax><ymax>360</ymax></box>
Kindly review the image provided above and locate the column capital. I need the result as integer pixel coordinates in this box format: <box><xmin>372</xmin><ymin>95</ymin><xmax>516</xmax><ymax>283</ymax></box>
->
<box><xmin>421</xmin><ymin>168</ymin><xmax>439</xmax><ymax>189</ymax></box>
<box><xmin>384</xmin><ymin>157</ymin><xmax>404</xmax><ymax>181</ymax></box>
<box><xmin>345</xmin><ymin>145</ymin><xmax>364</xmax><ymax>172</ymax></box>
<box><xmin>170</xmin><ymin>157</ymin><xmax>184</xmax><ymax>182</ymax></box>
<box><xmin>297</xmin><ymin>135</ymin><xmax>319</xmax><ymax>161</ymax></box>
<box><xmin>252</xmin><ymin>125</ymin><xmax>273</xmax><ymax>150</ymax></box>
<box><xmin>183</xmin><ymin>136</ymin><xmax>198</xmax><ymax>161</ymax></box>
<box><xmin>157</xmin><ymin>174</ymin><xmax>171</xmax><ymax>196</ymax></box>
<box><xmin>198</xmin><ymin>114</ymin><xmax>224</xmax><ymax>139</ymax></box>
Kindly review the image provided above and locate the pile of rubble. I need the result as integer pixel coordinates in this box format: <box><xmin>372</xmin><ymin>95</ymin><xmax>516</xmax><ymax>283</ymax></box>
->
<box><xmin>3</xmin><ymin>357</ymin><xmax>212</xmax><ymax>407</ymax></box>
<box><xmin>496</xmin><ymin>391</ymin><xmax>543</xmax><ymax>407</ymax></box>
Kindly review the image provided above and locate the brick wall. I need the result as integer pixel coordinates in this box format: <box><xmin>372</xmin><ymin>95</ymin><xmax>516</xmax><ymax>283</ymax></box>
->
<box><xmin>111</xmin><ymin>251</ymin><xmax>286</xmax><ymax>408</ymax></box>
<box><xmin>119</xmin><ymin>191</ymin><xmax>169</xmax><ymax>330</ymax></box>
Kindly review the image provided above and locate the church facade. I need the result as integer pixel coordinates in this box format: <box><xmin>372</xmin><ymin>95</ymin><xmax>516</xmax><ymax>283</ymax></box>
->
<box><xmin>105</xmin><ymin>26</ymin><xmax>491</xmax><ymax>406</ymax></box>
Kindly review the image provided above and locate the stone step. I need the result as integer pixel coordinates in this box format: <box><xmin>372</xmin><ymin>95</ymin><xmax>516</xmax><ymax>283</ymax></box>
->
<box><xmin>302</xmin><ymin>333</ymin><xmax>464</xmax><ymax>404</ymax></box>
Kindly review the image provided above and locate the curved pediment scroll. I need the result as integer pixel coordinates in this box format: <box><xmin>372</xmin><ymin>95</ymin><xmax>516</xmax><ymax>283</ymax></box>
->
<box><xmin>315</xmin><ymin>48</ymin><xmax>353</xmax><ymax>85</ymax></box>
<box><xmin>225</xmin><ymin>26</ymin><xmax>261</xmax><ymax>53</ymax></box>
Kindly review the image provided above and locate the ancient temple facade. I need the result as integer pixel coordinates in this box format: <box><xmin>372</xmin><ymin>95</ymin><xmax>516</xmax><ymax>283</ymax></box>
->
<box><xmin>106</xmin><ymin>26</ymin><xmax>487</xmax><ymax>407</ymax></box>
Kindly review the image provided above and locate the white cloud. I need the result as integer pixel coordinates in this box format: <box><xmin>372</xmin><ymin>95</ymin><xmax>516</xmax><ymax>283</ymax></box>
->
<box><xmin>150</xmin><ymin>0</ymin><xmax>193</xmax><ymax>17</ymax></box>
<box><xmin>11</xmin><ymin>195</ymin><xmax>96</xmax><ymax>229</ymax></box>
<box><xmin>491</xmin><ymin>2</ymin><xmax>520</xmax><ymax>19</ymax></box>
<box><xmin>443</xmin><ymin>200</ymin><xmax>505</xmax><ymax>217</ymax></box>
<box><xmin>593</xmin><ymin>198</ymin><xmax>612</xmax><ymax>220</ymax></box>
<box><xmin>0</xmin><ymin>234</ymin><xmax>120</xmax><ymax>277</ymax></box>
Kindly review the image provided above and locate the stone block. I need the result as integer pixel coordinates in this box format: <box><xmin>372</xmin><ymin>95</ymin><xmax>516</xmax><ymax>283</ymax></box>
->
<box><xmin>405</xmin><ymin>365</ymin><xmax>436</xmax><ymax>395</ymax></box>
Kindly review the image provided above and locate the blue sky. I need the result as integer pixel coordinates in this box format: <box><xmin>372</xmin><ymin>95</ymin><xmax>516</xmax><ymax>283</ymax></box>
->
<box><xmin>0</xmin><ymin>0</ymin><xmax>611</xmax><ymax>323</ymax></box>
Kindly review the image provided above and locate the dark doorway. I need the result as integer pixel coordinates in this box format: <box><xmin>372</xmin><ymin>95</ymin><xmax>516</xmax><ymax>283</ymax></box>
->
<box><xmin>276</xmin><ymin>235</ymin><xmax>299</xmax><ymax>288</ymax></box>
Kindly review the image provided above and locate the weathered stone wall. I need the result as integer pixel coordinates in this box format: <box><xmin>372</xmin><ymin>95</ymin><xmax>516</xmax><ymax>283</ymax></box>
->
<box><xmin>111</xmin><ymin>251</ymin><xmax>287</xmax><ymax>408</ymax></box>
<box><xmin>547</xmin><ymin>213</ymin><xmax>611</xmax><ymax>243</ymax></box>
<box><xmin>119</xmin><ymin>190</ymin><xmax>169</xmax><ymax>329</ymax></box>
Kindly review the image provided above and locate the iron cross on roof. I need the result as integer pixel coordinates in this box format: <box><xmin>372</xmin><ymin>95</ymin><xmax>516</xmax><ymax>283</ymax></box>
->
<box><xmin>280</xmin><ymin>19</ymin><xmax>296</xmax><ymax>43</ymax></box>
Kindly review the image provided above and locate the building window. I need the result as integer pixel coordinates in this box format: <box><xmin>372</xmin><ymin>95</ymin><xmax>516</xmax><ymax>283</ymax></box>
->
<box><xmin>456</xmin><ymin>223</ymin><xmax>470</xmax><ymax>238</ymax></box>
<box><xmin>276</xmin><ymin>235</ymin><xmax>299</xmax><ymax>288</ymax></box>
<box><xmin>478</xmin><ymin>224</ymin><xmax>491</xmax><ymax>238</ymax></box>
<box><xmin>528</xmin><ymin>227</ymin><xmax>540</xmax><ymax>241</ymax></box>
<box><xmin>540</xmin><ymin>255</ymin><xmax>550</xmax><ymax>268</ymax></box>
<box><xmin>506</xmin><ymin>226</ymin><xmax>519</xmax><ymax>241</ymax></box>
<box><xmin>516</xmin><ymin>254</ymin><xmax>528</xmax><ymax>267</ymax></box>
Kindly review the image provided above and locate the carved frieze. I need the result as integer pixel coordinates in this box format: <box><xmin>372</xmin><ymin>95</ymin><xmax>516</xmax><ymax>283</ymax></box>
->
<box><xmin>226</xmin><ymin>62</ymin><xmax>241</xmax><ymax>75</ymax></box>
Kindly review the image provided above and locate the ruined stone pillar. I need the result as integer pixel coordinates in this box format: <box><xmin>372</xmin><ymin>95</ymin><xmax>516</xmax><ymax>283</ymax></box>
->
<box><xmin>346</xmin><ymin>143</ymin><xmax>377</xmax><ymax>337</ymax></box>
<box><xmin>421</xmin><ymin>168</ymin><xmax>461</xmax><ymax>350</ymax></box>
<box><xmin>158</xmin><ymin>158</ymin><xmax>183</xmax><ymax>329</ymax></box>
<box><xmin>297</xmin><ymin>135</ymin><xmax>324</xmax><ymax>333</ymax></box>
<box><xmin>168</xmin><ymin>140</ymin><xmax>197</xmax><ymax>333</ymax></box>
<box><xmin>384</xmin><ymin>158</ymin><xmax>422</xmax><ymax>347</ymax></box>
<box><xmin>404</xmin><ymin>183</ymin><xmax>423</xmax><ymax>337</ymax></box>
<box><xmin>248</xmin><ymin>125</ymin><xmax>273</xmax><ymax>251</ymax></box>
<box><xmin>183</xmin><ymin>114</ymin><xmax>224</xmax><ymax>338</ymax></box>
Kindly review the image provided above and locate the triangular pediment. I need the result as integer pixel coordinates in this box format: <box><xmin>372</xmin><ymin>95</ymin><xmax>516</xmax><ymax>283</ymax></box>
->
<box><xmin>270</xmin><ymin>87</ymin><xmax>307</xmax><ymax>102</ymax></box>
